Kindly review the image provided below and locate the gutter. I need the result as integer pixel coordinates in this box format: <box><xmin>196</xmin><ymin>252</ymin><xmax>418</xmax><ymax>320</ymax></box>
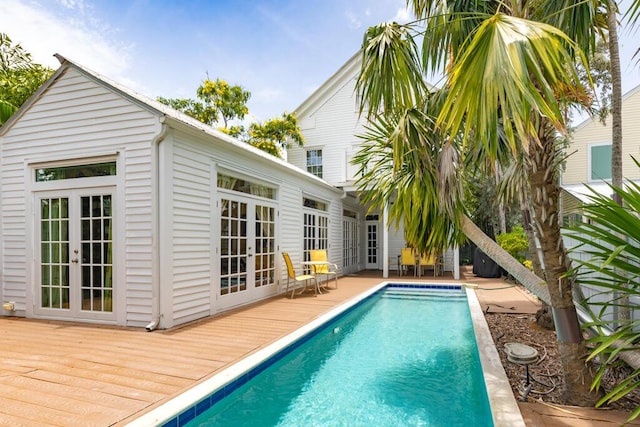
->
<box><xmin>146</xmin><ymin>120</ymin><xmax>168</xmax><ymax>331</ymax></box>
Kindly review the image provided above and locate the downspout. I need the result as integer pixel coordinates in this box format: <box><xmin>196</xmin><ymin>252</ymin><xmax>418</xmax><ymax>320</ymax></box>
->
<box><xmin>146</xmin><ymin>119</ymin><xmax>168</xmax><ymax>332</ymax></box>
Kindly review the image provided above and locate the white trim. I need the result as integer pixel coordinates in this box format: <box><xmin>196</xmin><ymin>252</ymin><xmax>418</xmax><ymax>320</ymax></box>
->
<box><xmin>587</xmin><ymin>142</ymin><xmax>612</xmax><ymax>182</ymax></box>
<box><xmin>26</xmin><ymin>150</ymin><xmax>120</xmax><ymax>167</ymax></box>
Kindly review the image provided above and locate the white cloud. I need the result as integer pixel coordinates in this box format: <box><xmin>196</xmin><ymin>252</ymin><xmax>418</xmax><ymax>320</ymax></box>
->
<box><xmin>0</xmin><ymin>0</ymin><xmax>133</xmax><ymax>83</ymax></box>
<box><xmin>345</xmin><ymin>10</ymin><xmax>362</xmax><ymax>29</ymax></box>
<box><xmin>392</xmin><ymin>7</ymin><xmax>412</xmax><ymax>24</ymax></box>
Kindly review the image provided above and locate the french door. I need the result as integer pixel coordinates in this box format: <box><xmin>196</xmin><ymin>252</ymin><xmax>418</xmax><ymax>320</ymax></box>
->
<box><xmin>35</xmin><ymin>188</ymin><xmax>115</xmax><ymax>321</ymax></box>
<box><xmin>219</xmin><ymin>195</ymin><xmax>276</xmax><ymax>310</ymax></box>
<box><xmin>343</xmin><ymin>215</ymin><xmax>359</xmax><ymax>274</ymax></box>
<box><xmin>365</xmin><ymin>216</ymin><xmax>379</xmax><ymax>269</ymax></box>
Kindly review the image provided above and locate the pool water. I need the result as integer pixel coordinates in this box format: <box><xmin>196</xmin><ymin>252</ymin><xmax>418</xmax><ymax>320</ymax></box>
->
<box><xmin>185</xmin><ymin>288</ymin><xmax>493</xmax><ymax>426</ymax></box>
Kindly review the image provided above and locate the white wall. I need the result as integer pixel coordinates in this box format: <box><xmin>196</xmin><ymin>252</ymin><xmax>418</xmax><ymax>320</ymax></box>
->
<box><xmin>0</xmin><ymin>67</ymin><xmax>158</xmax><ymax>326</ymax></box>
<box><xmin>162</xmin><ymin>126</ymin><xmax>346</xmax><ymax>328</ymax></box>
<box><xmin>288</xmin><ymin>74</ymin><xmax>366</xmax><ymax>186</ymax></box>
<box><xmin>564</xmin><ymin>86</ymin><xmax>640</xmax><ymax>185</ymax></box>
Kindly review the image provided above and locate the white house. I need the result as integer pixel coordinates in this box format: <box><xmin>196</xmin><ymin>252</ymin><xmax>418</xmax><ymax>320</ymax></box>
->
<box><xmin>0</xmin><ymin>55</ymin><xmax>364</xmax><ymax>329</ymax></box>
<box><xmin>560</xmin><ymin>84</ymin><xmax>640</xmax><ymax>322</ymax></box>
<box><xmin>561</xmin><ymin>84</ymin><xmax>640</xmax><ymax>221</ymax></box>
<box><xmin>286</xmin><ymin>52</ymin><xmax>460</xmax><ymax>278</ymax></box>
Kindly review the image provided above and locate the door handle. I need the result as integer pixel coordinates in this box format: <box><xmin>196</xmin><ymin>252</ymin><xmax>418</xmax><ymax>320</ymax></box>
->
<box><xmin>71</xmin><ymin>258</ymin><xmax>79</xmax><ymax>263</ymax></box>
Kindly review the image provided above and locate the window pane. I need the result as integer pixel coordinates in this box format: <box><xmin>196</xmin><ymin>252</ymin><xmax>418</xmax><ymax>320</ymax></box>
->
<box><xmin>591</xmin><ymin>145</ymin><xmax>612</xmax><ymax>180</ymax></box>
<box><xmin>36</xmin><ymin>162</ymin><xmax>116</xmax><ymax>182</ymax></box>
<box><xmin>306</xmin><ymin>149</ymin><xmax>323</xmax><ymax>178</ymax></box>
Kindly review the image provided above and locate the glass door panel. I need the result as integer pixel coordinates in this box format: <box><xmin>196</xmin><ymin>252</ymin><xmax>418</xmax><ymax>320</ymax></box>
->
<box><xmin>80</xmin><ymin>195</ymin><xmax>113</xmax><ymax>312</ymax></box>
<box><xmin>254</xmin><ymin>204</ymin><xmax>275</xmax><ymax>288</ymax></box>
<box><xmin>40</xmin><ymin>197</ymin><xmax>70</xmax><ymax>309</ymax></box>
<box><xmin>220</xmin><ymin>199</ymin><xmax>248</xmax><ymax>296</ymax></box>
<box><xmin>366</xmin><ymin>221</ymin><xmax>379</xmax><ymax>269</ymax></box>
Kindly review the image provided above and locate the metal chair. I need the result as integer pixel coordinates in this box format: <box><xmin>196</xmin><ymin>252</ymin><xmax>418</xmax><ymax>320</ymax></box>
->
<box><xmin>418</xmin><ymin>252</ymin><xmax>438</xmax><ymax>277</ymax></box>
<box><xmin>400</xmin><ymin>248</ymin><xmax>416</xmax><ymax>276</ymax></box>
<box><xmin>309</xmin><ymin>249</ymin><xmax>338</xmax><ymax>289</ymax></box>
<box><xmin>282</xmin><ymin>252</ymin><xmax>317</xmax><ymax>298</ymax></box>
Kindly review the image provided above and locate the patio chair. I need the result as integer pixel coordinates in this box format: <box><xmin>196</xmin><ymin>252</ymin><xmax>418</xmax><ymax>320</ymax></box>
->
<box><xmin>282</xmin><ymin>252</ymin><xmax>317</xmax><ymax>298</ymax></box>
<box><xmin>400</xmin><ymin>248</ymin><xmax>416</xmax><ymax>277</ymax></box>
<box><xmin>309</xmin><ymin>249</ymin><xmax>338</xmax><ymax>289</ymax></box>
<box><xmin>418</xmin><ymin>252</ymin><xmax>438</xmax><ymax>277</ymax></box>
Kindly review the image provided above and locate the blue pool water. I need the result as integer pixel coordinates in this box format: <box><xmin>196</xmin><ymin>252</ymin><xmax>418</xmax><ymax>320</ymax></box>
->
<box><xmin>182</xmin><ymin>286</ymin><xmax>493</xmax><ymax>427</ymax></box>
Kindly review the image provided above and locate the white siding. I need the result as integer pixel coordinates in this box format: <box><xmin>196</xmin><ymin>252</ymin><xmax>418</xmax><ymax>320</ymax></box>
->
<box><xmin>169</xmin><ymin>136</ymin><xmax>213</xmax><ymax>325</ymax></box>
<box><xmin>289</xmin><ymin>77</ymin><xmax>366</xmax><ymax>186</ymax></box>
<box><xmin>162</xmin><ymin>129</ymin><xmax>346</xmax><ymax>327</ymax></box>
<box><xmin>564</xmin><ymin>86</ymin><xmax>640</xmax><ymax>185</ymax></box>
<box><xmin>280</xmin><ymin>184</ymin><xmax>345</xmax><ymax>279</ymax></box>
<box><xmin>1</xmin><ymin>68</ymin><xmax>158</xmax><ymax>326</ymax></box>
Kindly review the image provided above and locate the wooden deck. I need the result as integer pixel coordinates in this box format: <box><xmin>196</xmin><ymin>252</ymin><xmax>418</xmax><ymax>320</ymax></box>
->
<box><xmin>1</xmin><ymin>273</ymin><xmax>422</xmax><ymax>426</ymax></box>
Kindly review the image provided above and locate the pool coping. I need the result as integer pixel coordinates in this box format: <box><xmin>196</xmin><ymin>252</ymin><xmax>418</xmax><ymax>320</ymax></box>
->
<box><xmin>466</xmin><ymin>286</ymin><xmax>526</xmax><ymax>427</ymax></box>
<box><xmin>126</xmin><ymin>282</ymin><xmax>525</xmax><ymax>427</ymax></box>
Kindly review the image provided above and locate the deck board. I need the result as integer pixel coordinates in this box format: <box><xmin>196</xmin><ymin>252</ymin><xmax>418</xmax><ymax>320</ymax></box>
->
<box><xmin>0</xmin><ymin>273</ymin><xmax>438</xmax><ymax>426</ymax></box>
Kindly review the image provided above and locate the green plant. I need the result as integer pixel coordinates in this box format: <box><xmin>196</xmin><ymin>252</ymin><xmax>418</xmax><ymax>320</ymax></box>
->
<box><xmin>567</xmin><ymin>174</ymin><xmax>640</xmax><ymax>422</ymax></box>
<box><xmin>496</xmin><ymin>226</ymin><xmax>528</xmax><ymax>263</ymax></box>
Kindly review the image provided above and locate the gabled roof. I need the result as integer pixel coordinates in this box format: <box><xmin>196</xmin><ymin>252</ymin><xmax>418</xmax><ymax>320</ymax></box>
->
<box><xmin>293</xmin><ymin>50</ymin><xmax>439</xmax><ymax>119</ymax></box>
<box><xmin>294</xmin><ymin>51</ymin><xmax>362</xmax><ymax>119</ymax></box>
<box><xmin>571</xmin><ymin>83</ymin><xmax>640</xmax><ymax>132</ymax></box>
<box><xmin>0</xmin><ymin>54</ymin><xmax>340</xmax><ymax>192</ymax></box>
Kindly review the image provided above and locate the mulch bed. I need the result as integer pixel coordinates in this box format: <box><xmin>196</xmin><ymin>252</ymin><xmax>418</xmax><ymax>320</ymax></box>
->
<box><xmin>484</xmin><ymin>311</ymin><xmax>640</xmax><ymax>413</ymax></box>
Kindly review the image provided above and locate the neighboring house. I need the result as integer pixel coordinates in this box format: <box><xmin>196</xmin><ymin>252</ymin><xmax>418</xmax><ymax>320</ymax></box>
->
<box><xmin>561</xmin><ymin>84</ymin><xmax>640</xmax><ymax>318</ymax></box>
<box><xmin>0</xmin><ymin>55</ymin><xmax>361</xmax><ymax>329</ymax></box>
<box><xmin>561</xmin><ymin>84</ymin><xmax>640</xmax><ymax>223</ymax></box>
<box><xmin>287</xmin><ymin>52</ymin><xmax>460</xmax><ymax>278</ymax></box>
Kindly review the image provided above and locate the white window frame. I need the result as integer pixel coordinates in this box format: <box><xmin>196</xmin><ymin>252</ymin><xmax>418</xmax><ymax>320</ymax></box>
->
<box><xmin>588</xmin><ymin>142</ymin><xmax>612</xmax><ymax>182</ymax></box>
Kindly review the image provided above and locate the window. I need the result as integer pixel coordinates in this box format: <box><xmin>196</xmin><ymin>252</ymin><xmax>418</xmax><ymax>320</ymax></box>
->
<box><xmin>36</xmin><ymin>162</ymin><xmax>116</xmax><ymax>182</ymax></box>
<box><xmin>590</xmin><ymin>144</ymin><xmax>612</xmax><ymax>181</ymax></box>
<box><xmin>306</xmin><ymin>149</ymin><xmax>323</xmax><ymax>178</ymax></box>
<box><xmin>217</xmin><ymin>173</ymin><xmax>275</xmax><ymax>199</ymax></box>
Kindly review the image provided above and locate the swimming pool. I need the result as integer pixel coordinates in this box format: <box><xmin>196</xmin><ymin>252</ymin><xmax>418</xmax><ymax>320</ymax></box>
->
<box><xmin>127</xmin><ymin>283</ymin><xmax>524</xmax><ymax>427</ymax></box>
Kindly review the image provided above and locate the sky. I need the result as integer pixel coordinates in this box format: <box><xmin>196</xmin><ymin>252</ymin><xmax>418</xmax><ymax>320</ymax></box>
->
<box><xmin>1</xmin><ymin>0</ymin><xmax>640</xmax><ymax>124</ymax></box>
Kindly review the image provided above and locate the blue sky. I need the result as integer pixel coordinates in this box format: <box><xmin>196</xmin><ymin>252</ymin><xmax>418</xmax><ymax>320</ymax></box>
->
<box><xmin>1</xmin><ymin>0</ymin><xmax>639</xmax><ymax>124</ymax></box>
<box><xmin>0</xmin><ymin>0</ymin><xmax>411</xmax><ymax>122</ymax></box>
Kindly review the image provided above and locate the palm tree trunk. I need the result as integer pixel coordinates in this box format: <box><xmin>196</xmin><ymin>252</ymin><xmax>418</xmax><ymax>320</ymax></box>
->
<box><xmin>527</xmin><ymin>120</ymin><xmax>599</xmax><ymax>406</ymax></box>
<box><xmin>521</xmin><ymin>199</ymin><xmax>544</xmax><ymax>279</ymax></box>
<box><xmin>460</xmin><ymin>214</ymin><xmax>549</xmax><ymax>303</ymax></box>
<box><xmin>608</xmin><ymin>1</ymin><xmax>623</xmax><ymax>200</ymax></box>
<box><xmin>607</xmin><ymin>1</ymin><xmax>630</xmax><ymax>325</ymax></box>
<box><xmin>520</xmin><ymin>198</ymin><xmax>555</xmax><ymax>329</ymax></box>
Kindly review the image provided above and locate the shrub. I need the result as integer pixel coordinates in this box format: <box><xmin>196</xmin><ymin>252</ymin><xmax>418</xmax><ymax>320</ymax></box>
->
<box><xmin>496</xmin><ymin>226</ymin><xmax>528</xmax><ymax>264</ymax></box>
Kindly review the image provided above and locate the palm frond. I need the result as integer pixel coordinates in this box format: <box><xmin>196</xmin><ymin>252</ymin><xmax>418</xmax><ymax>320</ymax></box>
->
<box><xmin>438</xmin><ymin>13</ymin><xmax>587</xmax><ymax>155</ymax></box>
<box><xmin>356</xmin><ymin>22</ymin><xmax>428</xmax><ymax>118</ymax></box>
<box><xmin>353</xmin><ymin>95</ymin><xmax>466</xmax><ymax>255</ymax></box>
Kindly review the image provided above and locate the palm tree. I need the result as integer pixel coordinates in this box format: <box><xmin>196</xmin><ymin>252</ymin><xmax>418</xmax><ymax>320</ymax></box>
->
<box><xmin>355</xmin><ymin>1</ymin><xmax>604</xmax><ymax>405</ymax></box>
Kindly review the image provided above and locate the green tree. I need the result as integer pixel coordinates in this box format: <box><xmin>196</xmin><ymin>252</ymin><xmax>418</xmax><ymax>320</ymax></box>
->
<box><xmin>247</xmin><ymin>112</ymin><xmax>304</xmax><ymax>158</ymax></box>
<box><xmin>157</xmin><ymin>78</ymin><xmax>250</xmax><ymax>129</ymax></box>
<box><xmin>355</xmin><ymin>1</ymin><xmax>604</xmax><ymax>405</ymax></box>
<box><xmin>158</xmin><ymin>80</ymin><xmax>304</xmax><ymax>158</ymax></box>
<box><xmin>0</xmin><ymin>33</ymin><xmax>53</xmax><ymax>125</ymax></box>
